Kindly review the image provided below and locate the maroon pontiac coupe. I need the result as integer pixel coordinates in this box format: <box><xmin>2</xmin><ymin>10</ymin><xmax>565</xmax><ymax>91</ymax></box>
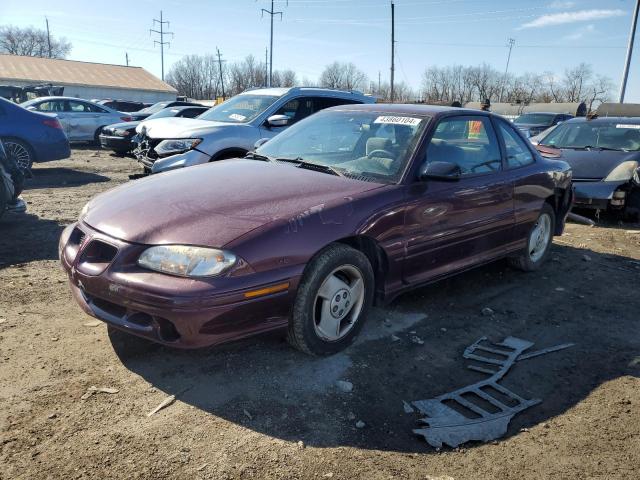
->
<box><xmin>60</xmin><ymin>104</ymin><xmax>572</xmax><ymax>355</ymax></box>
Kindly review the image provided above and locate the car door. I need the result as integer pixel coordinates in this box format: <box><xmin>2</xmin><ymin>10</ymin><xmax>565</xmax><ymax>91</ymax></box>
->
<box><xmin>66</xmin><ymin>100</ymin><xmax>100</xmax><ymax>141</ymax></box>
<box><xmin>402</xmin><ymin>114</ymin><xmax>515</xmax><ymax>285</ymax></box>
<box><xmin>493</xmin><ymin>118</ymin><xmax>543</xmax><ymax>242</ymax></box>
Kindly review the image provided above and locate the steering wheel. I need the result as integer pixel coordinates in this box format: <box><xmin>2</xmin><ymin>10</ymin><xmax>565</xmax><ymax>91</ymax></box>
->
<box><xmin>367</xmin><ymin>149</ymin><xmax>394</xmax><ymax>159</ymax></box>
<box><xmin>470</xmin><ymin>160</ymin><xmax>500</xmax><ymax>173</ymax></box>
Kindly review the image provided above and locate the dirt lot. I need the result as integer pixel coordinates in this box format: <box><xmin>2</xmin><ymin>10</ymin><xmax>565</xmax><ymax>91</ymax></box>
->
<box><xmin>1</xmin><ymin>148</ymin><xmax>639</xmax><ymax>480</ymax></box>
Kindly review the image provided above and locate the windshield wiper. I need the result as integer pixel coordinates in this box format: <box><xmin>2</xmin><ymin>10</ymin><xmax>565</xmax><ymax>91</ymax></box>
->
<box><xmin>275</xmin><ymin>157</ymin><xmax>344</xmax><ymax>177</ymax></box>
<box><xmin>245</xmin><ymin>151</ymin><xmax>273</xmax><ymax>162</ymax></box>
<box><xmin>572</xmin><ymin>145</ymin><xmax>628</xmax><ymax>152</ymax></box>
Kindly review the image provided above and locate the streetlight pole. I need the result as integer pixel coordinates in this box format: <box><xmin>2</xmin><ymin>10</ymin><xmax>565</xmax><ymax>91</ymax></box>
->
<box><xmin>619</xmin><ymin>0</ymin><xmax>640</xmax><ymax>103</ymax></box>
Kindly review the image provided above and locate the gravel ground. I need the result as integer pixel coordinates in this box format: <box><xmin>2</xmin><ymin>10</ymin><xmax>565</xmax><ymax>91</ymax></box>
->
<box><xmin>1</xmin><ymin>148</ymin><xmax>639</xmax><ymax>480</ymax></box>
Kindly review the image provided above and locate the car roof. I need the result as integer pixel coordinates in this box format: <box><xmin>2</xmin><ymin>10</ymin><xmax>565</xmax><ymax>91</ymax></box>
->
<box><xmin>327</xmin><ymin>103</ymin><xmax>485</xmax><ymax>116</ymax></box>
<box><xmin>23</xmin><ymin>96</ymin><xmax>99</xmax><ymax>103</ymax></box>
<box><xmin>564</xmin><ymin>116</ymin><xmax>640</xmax><ymax>124</ymax></box>
<box><xmin>167</xmin><ymin>105</ymin><xmax>208</xmax><ymax>111</ymax></box>
<box><xmin>517</xmin><ymin>111</ymin><xmax>565</xmax><ymax>115</ymax></box>
<box><xmin>240</xmin><ymin>86</ymin><xmax>373</xmax><ymax>99</ymax></box>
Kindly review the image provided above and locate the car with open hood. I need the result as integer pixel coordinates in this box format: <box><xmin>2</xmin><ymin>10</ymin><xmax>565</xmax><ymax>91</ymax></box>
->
<box><xmin>60</xmin><ymin>104</ymin><xmax>572</xmax><ymax>355</ymax></box>
<box><xmin>534</xmin><ymin>115</ymin><xmax>640</xmax><ymax>219</ymax></box>
<box><xmin>132</xmin><ymin>87</ymin><xmax>375</xmax><ymax>174</ymax></box>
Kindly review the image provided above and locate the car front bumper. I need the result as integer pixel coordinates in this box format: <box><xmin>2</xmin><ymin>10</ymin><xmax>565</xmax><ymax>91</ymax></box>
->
<box><xmin>59</xmin><ymin>222</ymin><xmax>303</xmax><ymax>348</ymax></box>
<box><xmin>573</xmin><ymin>180</ymin><xmax>630</xmax><ymax>210</ymax></box>
<box><xmin>99</xmin><ymin>134</ymin><xmax>133</xmax><ymax>152</ymax></box>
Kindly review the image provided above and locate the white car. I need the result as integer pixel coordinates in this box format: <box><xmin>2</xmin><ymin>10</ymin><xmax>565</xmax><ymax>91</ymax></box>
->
<box><xmin>21</xmin><ymin>96</ymin><xmax>132</xmax><ymax>142</ymax></box>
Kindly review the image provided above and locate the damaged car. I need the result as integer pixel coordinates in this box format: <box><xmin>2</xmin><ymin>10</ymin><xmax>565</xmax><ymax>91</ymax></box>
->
<box><xmin>133</xmin><ymin>87</ymin><xmax>375</xmax><ymax>174</ymax></box>
<box><xmin>535</xmin><ymin>115</ymin><xmax>640</xmax><ymax>219</ymax></box>
<box><xmin>60</xmin><ymin>105</ymin><xmax>572</xmax><ymax>354</ymax></box>
<box><xmin>99</xmin><ymin>106</ymin><xmax>209</xmax><ymax>156</ymax></box>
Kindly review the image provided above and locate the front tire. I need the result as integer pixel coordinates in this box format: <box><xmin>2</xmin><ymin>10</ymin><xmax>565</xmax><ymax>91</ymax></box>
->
<box><xmin>509</xmin><ymin>203</ymin><xmax>556</xmax><ymax>272</ymax></box>
<box><xmin>288</xmin><ymin>244</ymin><xmax>374</xmax><ymax>356</ymax></box>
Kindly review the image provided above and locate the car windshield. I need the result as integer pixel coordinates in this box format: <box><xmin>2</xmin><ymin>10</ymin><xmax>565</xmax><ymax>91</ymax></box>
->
<box><xmin>514</xmin><ymin>113</ymin><xmax>556</xmax><ymax>125</ymax></box>
<box><xmin>198</xmin><ymin>95</ymin><xmax>279</xmax><ymax>123</ymax></box>
<box><xmin>139</xmin><ymin>102</ymin><xmax>170</xmax><ymax>114</ymax></box>
<box><xmin>540</xmin><ymin>121</ymin><xmax>640</xmax><ymax>151</ymax></box>
<box><xmin>256</xmin><ymin>109</ymin><xmax>428</xmax><ymax>183</ymax></box>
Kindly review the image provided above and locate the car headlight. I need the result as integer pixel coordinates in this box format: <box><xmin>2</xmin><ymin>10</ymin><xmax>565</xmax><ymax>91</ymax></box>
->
<box><xmin>113</xmin><ymin>128</ymin><xmax>131</xmax><ymax>137</ymax></box>
<box><xmin>137</xmin><ymin>245</ymin><xmax>236</xmax><ymax>277</ymax></box>
<box><xmin>154</xmin><ymin>138</ymin><xmax>202</xmax><ymax>156</ymax></box>
<box><xmin>604</xmin><ymin>161</ymin><xmax>639</xmax><ymax>182</ymax></box>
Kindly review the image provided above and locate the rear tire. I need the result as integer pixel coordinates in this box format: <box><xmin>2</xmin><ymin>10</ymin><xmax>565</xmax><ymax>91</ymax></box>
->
<box><xmin>287</xmin><ymin>244</ymin><xmax>374</xmax><ymax>356</ymax></box>
<box><xmin>509</xmin><ymin>203</ymin><xmax>556</xmax><ymax>272</ymax></box>
<box><xmin>3</xmin><ymin>138</ymin><xmax>34</xmax><ymax>173</ymax></box>
<box><xmin>0</xmin><ymin>167</ymin><xmax>8</xmax><ymax>219</ymax></box>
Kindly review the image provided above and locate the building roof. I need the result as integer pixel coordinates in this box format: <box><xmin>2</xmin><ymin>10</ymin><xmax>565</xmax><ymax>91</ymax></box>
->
<box><xmin>0</xmin><ymin>55</ymin><xmax>177</xmax><ymax>93</ymax></box>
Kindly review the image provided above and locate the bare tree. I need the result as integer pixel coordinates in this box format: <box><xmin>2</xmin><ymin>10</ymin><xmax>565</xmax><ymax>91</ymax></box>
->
<box><xmin>319</xmin><ymin>62</ymin><xmax>367</xmax><ymax>91</ymax></box>
<box><xmin>563</xmin><ymin>63</ymin><xmax>593</xmax><ymax>103</ymax></box>
<box><xmin>0</xmin><ymin>25</ymin><xmax>71</xmax><ymax>58</ymax></box>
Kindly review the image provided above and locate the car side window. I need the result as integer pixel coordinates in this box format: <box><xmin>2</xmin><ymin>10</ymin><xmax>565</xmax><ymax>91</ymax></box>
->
<box><xmin>274</xmin><ymin>97</ymin><xmax>314</xmax><ymax>125</ymax></box>
<box><xmin>68</xmin><ymin>101</ymin><xmax>104</xmax><ymax>113</ymax></box>
<box><xmin>496</xmin><ymin>121</ymin><xmax>535</xmax><ymax>168</ymax></box>
<box><xmin>426</xmin><ymin>116</ymin><xmax>502</xmax><ymax>175</ymax></box>
<box><xmin>35</xmin><ymin>100</ymin><xmax>65</xmax><ymax>112</ymax></box>
<box><xmin>312</xmin><ymin>97</ymin><xmax>359</xmax><ymax>112</ymax></box>
<box><xmin>181</xmin><ymin>108</ymin><xmax>204</xmax><ymax>118</ymax></box>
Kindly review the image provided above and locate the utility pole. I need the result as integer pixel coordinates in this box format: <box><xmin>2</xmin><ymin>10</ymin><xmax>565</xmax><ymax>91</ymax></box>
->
<box><xmin>500</xmin><ymin>38</ymin><xmax>516</xmax><ymax>102</ymax></box>
<box><xmin>265</xmin><ymin>47</ymin><xmax>269</xmax><ymax>87</ymax></box>
<box><xmin>150</xmin><ymin>10</ymin><xmax>174</xmax><ymax>81</ymax></box>
<box><xmin>125</xmin><ymin>52</ymin><xmax>129</xmax><ymax>66</ymax></box>
<box><xmin>390</xmin><ymin>1</ymin><xmax>395</xmax><ymax>102</ymax></box>
<box><xmin>378</xmin><ymin>71</ymin><xmax>381</xmax><ymax>96</ymax></box>
<box><xmin>619</xmin><ymin>0</ymin><xmax>640</xmax><ymax>102</ymax></box>
<box><xmin>261</xmin><ymin>0</ymin><xmax>287</xmax><ymax>87</ymax></box>
<box><xmin>216</xmin><ymin>47</ymin><xmax>226</xmax><ymax>99</ymax></box>
<box><xmin>45</xmin><ymin>17</ymin><xmax>52</xmax><ymax>58</ymax></box>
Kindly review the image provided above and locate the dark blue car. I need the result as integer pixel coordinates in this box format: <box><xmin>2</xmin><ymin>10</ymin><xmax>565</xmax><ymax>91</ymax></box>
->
<box><xmin>0</xmin><ymin>97</ymin><xmax>70</xmax><ymax>172</ymax></box>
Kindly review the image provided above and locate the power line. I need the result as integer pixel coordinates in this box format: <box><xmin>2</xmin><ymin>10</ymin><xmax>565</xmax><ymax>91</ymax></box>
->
<box><xmin>150</xmin><ymin>10</ymin><xmax>174</xmax><ymax>81</ymax></box>
<box><xmin>261</xmin><ymin>0</ymin><xmax>288</xmax><ymax>87</ymax></box>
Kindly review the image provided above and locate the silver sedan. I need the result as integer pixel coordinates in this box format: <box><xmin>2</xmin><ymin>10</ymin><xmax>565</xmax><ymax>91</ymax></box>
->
<box><xmin>21</xmin><ymin>96</ymin><xmax>132</xmax><ymax>142</ymax></box>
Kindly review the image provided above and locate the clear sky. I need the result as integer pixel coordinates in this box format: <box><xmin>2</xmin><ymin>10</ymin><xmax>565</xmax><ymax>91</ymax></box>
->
<box><xmin>1</xmin><ymin>0</ymin><xmax>639</xmax><ymax>101</ymax></box>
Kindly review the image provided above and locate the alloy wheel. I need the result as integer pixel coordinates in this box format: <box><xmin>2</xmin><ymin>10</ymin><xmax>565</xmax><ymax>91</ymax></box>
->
<box><xmin>313</xmin><ymin>265</ymin><xmax>365</xmax><ymax>342</ymax></box>
<box><xmin>5</xmin><ymin>141</ymin><xmax>31</xmax><ymax>172</ymax></box>
<box><xmin>528</xmin><ymin>213</ymin><xmax>552</xmax><ymax>263</ymax></box>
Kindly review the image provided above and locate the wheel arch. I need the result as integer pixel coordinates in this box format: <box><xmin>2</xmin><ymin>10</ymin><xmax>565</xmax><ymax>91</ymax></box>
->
<box><xmin>334</xmin><ymin>235</ymin><xmax>389</xmax><ymax>305</ymax></box>
<box><xmin>210</xmin><ymin>148</ymin><xmax>248</xmax><ymax>161</ymax></box>
<box><xmin>545</xmin><ymin>186</ymin><xmax>572</xmax><ymax>235</ymax></box>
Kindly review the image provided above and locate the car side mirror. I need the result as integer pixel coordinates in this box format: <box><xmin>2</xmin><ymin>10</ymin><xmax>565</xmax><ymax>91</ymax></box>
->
<box><xmin>267</xmin><ymin>114</ymin><xmax>289</xmax><ymax>127</ymax></box>
<box><xmin>254</xmin><ymin>138</ymin><xmax>270</xmax><ymax>149</ymax></box>
<box><xmin>419</xmin><ymin>161</ymin><xmax>462</xmax><ymax>181</ymax></box>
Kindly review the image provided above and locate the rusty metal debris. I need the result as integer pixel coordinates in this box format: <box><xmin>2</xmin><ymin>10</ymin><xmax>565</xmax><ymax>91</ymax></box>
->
<box><xmin>411</xmin><ymin>336</ymin><xmax>574</xmax><ymax>449</ymax></box>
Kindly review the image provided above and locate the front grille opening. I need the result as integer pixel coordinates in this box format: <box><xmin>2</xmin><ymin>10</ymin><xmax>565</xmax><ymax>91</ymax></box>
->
<box><xmin>91</xmin><ymin>296</ymin><xmax>127</xmax><ymax>318</ymax></box>
<box><xmin>69</xmin><ymin>227</ymin><xmax>86</xmax><ymax>247</ymax></box>
<box><xmin>155</xmin><ymin>317</ymin><xmax>180</xmax><ymax>342</ymax></box>
<box><xmin>127</xmin><ymin>312</ymin><xmax>153</xmax><ymax>327</ymax></box>
<box><xmin>80</xmin><ymin>240</ymin><xmax>118</xmax><ymax>264</ymax></box>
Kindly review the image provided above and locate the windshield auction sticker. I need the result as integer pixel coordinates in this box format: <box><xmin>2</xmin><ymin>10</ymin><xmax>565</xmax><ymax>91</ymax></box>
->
<box><xmin>229</xmin><ymin>113</ymin><xmax>247</xmax><ymax>121</ymax></box>
<box><xmin>374</xmin><ymin>116</ymin><xmax>421</xmax><ymax>126</ymax></box>
<box><xmin>616</xmin><ymin>124</ymin><xmax>640</xmax><ymax>129</ymax></box>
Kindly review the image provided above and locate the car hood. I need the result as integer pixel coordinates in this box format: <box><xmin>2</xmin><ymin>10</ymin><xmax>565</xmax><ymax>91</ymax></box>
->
<box><xmin>553</xmin><ymin>149</ymin><xmax>640</xmax><ymax>179</ymax></box>
<box><xmin>82</xmin><ymin>159</ymin><xmax>384</xmax><ymax>247</ymax></box>
<box><xmin>103</xmin><ymin>121</ymin><xmax>141</xmax><ymax>132</ymax></box>
<box><xmin>136</xmin><ymin>117</ymin><xmax>235</xmax><ymax>138</ymax></box>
